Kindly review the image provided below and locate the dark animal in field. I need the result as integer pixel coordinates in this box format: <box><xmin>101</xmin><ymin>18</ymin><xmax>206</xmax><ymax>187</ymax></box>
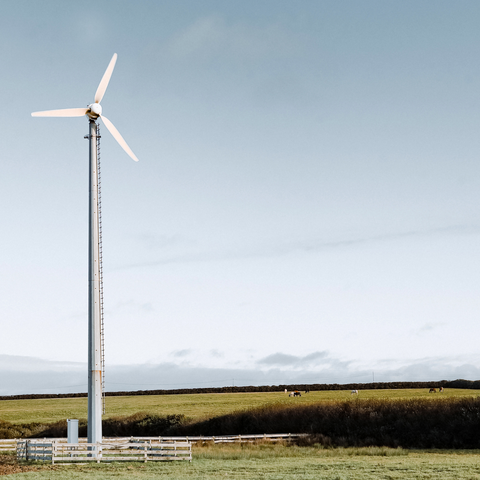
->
<box><xmin>288</xmin><ymin>390</ymin><xmax>302</xmax><ymax>397</ymax></box>
<box><xmin>305</xmin><ymin>389</ymin><xmax>310</xmax><ymax>394</ymax></box>
<box><xmin>429</xmin><ymin>388</ymin><xmax>437</xmax><ymax>393</ymax></box>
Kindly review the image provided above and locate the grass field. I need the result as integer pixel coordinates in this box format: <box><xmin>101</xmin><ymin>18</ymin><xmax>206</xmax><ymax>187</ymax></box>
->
<box><xmin>0</xmin><ymin>388</ymin><xmax>477</xmax><ymax>424</ymax></box>
<box><xmin>5</xmin><ymin>444</ymin><xmax>480</xmax><ymax>479</ymax></box>
<box><xmin>3</xmin><ymin>390</ymin><xmax>480</xmax><ymax>478</ymax></box>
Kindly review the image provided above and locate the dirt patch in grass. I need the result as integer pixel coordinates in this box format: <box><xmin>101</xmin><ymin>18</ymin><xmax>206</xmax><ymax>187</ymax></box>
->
<box><xmin>0</xmin><ymin>453</ymin><xmax>56</xmax><ymax>476</ymax></box>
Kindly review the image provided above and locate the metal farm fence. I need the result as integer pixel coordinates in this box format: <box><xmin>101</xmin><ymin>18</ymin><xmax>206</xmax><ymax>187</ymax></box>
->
<box><xmin>17</xmin><ymin>439</ymin><xmax>191</xmax><ymax>464</ymax></box>
<box><xmin>133</xmin><ymin>433</ymin><xmax>307</xmax><ymax>443</ymax></box>
<box><xmin>13</xmin><ymin>433</ymin><xmax>304</xmax><ymax>464</ymax></box>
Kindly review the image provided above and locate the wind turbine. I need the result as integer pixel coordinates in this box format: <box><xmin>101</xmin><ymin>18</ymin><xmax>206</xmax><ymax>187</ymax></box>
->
<box><xmin>32</xmin><ymin>53</ymin><xmax>138</xmax><ymax>446</ymax></box>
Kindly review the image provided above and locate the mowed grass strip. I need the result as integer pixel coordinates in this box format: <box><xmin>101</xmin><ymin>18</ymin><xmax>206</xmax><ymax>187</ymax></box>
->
<box><xmin>0</xmin><ymin>388</ymin><xmax>477</xmax><ymax>424</ymax></box>
<box><xmin>6</xmin><ymin>444</ymin><xmax>480</xmax><ymax>479</ymax></box>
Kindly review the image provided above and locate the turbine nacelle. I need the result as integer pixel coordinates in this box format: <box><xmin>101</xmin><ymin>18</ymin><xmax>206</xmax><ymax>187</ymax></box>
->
<box><xmin>87</xmin><ymin>103</ymin><xmax>102</xmax><ymax>119</ymax></box>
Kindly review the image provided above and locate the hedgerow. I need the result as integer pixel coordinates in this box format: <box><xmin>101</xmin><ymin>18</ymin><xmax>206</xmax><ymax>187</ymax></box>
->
<box><xmin>167</xmin><ymin>396</ymin><xmax>480</xmax><ymax>448</ymax></box>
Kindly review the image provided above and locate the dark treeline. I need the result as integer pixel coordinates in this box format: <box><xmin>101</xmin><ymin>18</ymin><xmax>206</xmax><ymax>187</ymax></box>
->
<box><xmin>1</xmin><ymin>379</ymin><xmax>479</xmax><ymax>401</ymax></box>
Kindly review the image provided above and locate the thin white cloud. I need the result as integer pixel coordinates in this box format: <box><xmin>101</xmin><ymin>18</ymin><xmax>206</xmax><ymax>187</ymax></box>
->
<box><xmin>414</xmin><ymin>322</ymin><xmax>445</xmax><ymax>335</ymax></box>
<box><xmin>210</xmin><ymin>349</ymin><xmax>224</xmax><ymax>358</ymax></box>
<box><xmin>257</xmin><ymin>351</ymin><xmax>331</xmax><ymax>367</ymax></box>
<box><xmin>0</xmin><ymin>354</ymin><xmax>84</xmax><ymax>372</ymax></box>
<box><xmin>172</xmin><ymin>349</ymin><xmax>192</xmax><ymax>358</ymax></box>
<box><xmin>165</xmin><ymin>15</ymin><xmax>299</xmax><ymax>61</ymax></box>
<box><xmin>114</xmin><ymin>223</ymin><xmax>480</xmax><ymax>271</ymax></box>
<box><xmin>139</xmin><ymin>233</ymin><xmax>185</xmax><ymax>250</ymax></box>
<box><xmin>106</xmin><ymin>300</ymin><xmax>154</xmax><ymax>315</ymax></box>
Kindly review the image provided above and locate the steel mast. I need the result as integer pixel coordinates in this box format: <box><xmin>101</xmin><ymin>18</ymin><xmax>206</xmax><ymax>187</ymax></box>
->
<box><xmin>87</xmin><ymin>117</ymin><xmax>102</xmax><ymax>444</ymax></box>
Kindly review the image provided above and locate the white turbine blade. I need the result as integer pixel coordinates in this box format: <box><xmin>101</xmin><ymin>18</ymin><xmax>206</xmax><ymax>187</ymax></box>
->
<box><xmin>100</xmin><ymin>115</ymin><xmax>139</xmax><ymax>162</ymax></box>
<box><xmin>94</xmin><ymin>53</ymin><xmax>117</xmax><ymax>104</ymax></box>
<box><xmin>31</xmin><ymin>108</ymin><xmax>87</xmax><ymax>117</ymax></box>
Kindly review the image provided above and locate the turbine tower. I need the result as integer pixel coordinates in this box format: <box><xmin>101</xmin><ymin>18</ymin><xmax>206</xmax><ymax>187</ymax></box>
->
<box><xmin>31</xmin><ymin>54</ymin><xmax>138</xmax><ymax>445</ymax></box>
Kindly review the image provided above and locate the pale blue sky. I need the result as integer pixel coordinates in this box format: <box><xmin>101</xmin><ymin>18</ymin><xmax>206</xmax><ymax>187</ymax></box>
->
<box><xmin>1</xmin><ymin>1</ymin><xmax>480</xmax><ymax>394</ymax></box>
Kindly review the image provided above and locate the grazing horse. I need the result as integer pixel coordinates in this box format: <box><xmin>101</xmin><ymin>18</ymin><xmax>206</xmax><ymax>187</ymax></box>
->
<box><xmin>305</xmin><ymin>389</ymin><xmax>310</xmax><ymax>394</ymax></box>
<box><xmin>429</xmin><ymin>388</ymin><xmax>437</xmax><ymax>393</ymax></box>
<box><xmin>351</xmin><ymin>390</ymin><xmax>358</xmax><ymax>395</ymax></box>
<box><xmin>439</xmin><ymin>387</ymin><xmax>444</xmax><ymax>393</ymax></box>
<box><xmin>293</xmin><ymin>390</ymin><xmax>301</xmax><ymax>397</ymax></box>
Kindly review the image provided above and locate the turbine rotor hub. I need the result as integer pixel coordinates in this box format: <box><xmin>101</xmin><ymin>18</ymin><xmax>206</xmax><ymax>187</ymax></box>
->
<box><xmin>87</xmin><ymin>103</ymin><xmax>102</xmax><ymax>119</ymax></box>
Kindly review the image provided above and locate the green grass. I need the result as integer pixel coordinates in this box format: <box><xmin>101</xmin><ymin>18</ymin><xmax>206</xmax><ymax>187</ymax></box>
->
<box><xmin>7</xmin><ymin>444</ymin><xmax>480</xmax><ymax>479</ymax></box>
<box><xmin>1</xmin><ymin>389</ymin><xmax>476</xmax><ymax>424</ymax></box>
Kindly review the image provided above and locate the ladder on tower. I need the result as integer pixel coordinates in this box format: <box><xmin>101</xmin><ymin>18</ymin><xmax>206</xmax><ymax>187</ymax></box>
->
<box><xmin>97</xmin><ymin>124</ymin><xmax>106</xmax><ymax>414</ymax></box>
